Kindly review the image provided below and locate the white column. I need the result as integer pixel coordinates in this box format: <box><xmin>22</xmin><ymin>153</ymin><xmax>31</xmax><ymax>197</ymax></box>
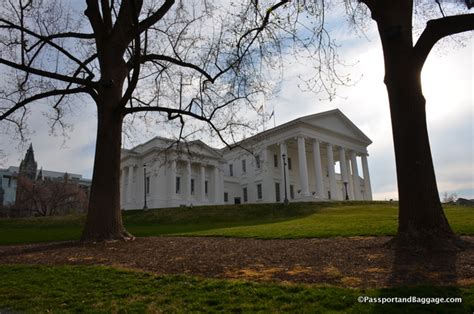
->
<box><xmin>185</xmin><ymin>160</ymin><xmax>191</xmax><ymax>201</ymax></box>
<box><xmin>200</xmin><ymin>165</ymin><xmax>206</xmax><ymax>201</ymax></box>
<box><xmin>346</xmin><ymin>157</ymin><xmax>355</xmax><ymax>200</ymax></box>
<box><xmin>261</xmin><ymin>146</ymin><xmax>273</xmax><ymax>202</ymax></box>
<box><xmin>213</xmin><ymin>165</ymin><xmax>220</xmax><ymax>203</ymax></box>
<box><xmin>219</xmin><ymin>166</ymin><xmax>225</xmax><ymax>203</ymax></box>
<box><xmin>361</xmin><ymin>154</ymin><xmax>372</xmax><ymax>200</ymax></box>
<box><xmin>326</xmin><ymin>143</ymin><xmax>337</xmax><ymax>200</ymax></box>
<box><xmin>312</xmin><ymin>139</ymin><xmax>324</xmax><ymax>199</ymax></box>
<box><xmin>297</xmin><ymin>136</ymin><xmax>310</xmax><ymax>197</ymax></box>
<box><xmin>169</xmin><ymin>160</ymin><xmax>176</xmax><ymax>199</ymax></box>
<box><xmin>127</xmin><ymin>165</ymin><xmax>134</xmax><ymax>205</ymax></box>
<box><xmin>339</xmin><ymin>147</ymin><xmax>349</xmax><ymax>200</ymax></box>
<box><xmin>279</xmin><ymin>142</ymin><xmax>290</xmax><ymax>201</ymax></box>
<box><xmin>351</xmin><ymin>152</ymin><xmax>362</xmax><ymax>200</ymax></box>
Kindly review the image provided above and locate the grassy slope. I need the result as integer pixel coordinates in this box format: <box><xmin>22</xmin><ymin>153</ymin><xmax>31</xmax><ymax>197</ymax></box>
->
<box><xmin>0</xmin><ymin>202</ymin><xmax>473</xmax><ymax>245</ymax></box>
<box><xmin>0</xmin><ymin>265</ymin><xmax>472</xmax><ymax>313</ymax></box>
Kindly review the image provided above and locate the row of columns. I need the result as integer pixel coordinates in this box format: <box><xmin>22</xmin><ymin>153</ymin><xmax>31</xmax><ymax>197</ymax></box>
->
<box><xmin>279</xmin><ymin>137</ymin><xmax>372</xmax><ymax>201</ymax></box>
<box><xmin>122</xmin><ymin>160</ymin><xmax>222</xmax><ymax>206</ymax></box>
<box><xmin>166</xmin><ymin>160</ymin><xmax>221</xmax><ymax>203</ymax></box>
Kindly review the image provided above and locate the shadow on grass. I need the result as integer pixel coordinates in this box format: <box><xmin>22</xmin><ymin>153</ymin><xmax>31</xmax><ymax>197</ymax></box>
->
<box><xmin>369</xmin><ymin>246</ymin><xmax>465</xmax><ymax>313</ymax></box>
<box><xmin>0</xmin><ymin>241</ymin><xmax>81</xmax><ymax>257</ymax></box>
<box><xmin>0</xmin><ymin>201</ymin><xmax>397</xmax><ymax>245</ymax></box>
<box><xmin>124</xmin><ymin>202</ymin><xmax>333</xmax><ymax>236</ymax></box>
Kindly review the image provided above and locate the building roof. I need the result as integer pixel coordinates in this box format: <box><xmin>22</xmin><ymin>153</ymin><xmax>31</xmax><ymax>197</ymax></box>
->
<box><xmin>220</xmin><ymin>108</ymin><xmax>372</xmax><ymax>152</ymax></box>
<box><xmin>121</xmin><ymin>136</ymin><xmax>223</xmax><ymax>161</ymax></box>
<box><xmin>5</xmin><ymin>166</ymin><xmax>83</xmax><ymax>180</ymax></box>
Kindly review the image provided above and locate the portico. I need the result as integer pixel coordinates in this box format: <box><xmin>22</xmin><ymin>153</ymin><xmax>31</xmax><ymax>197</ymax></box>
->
<box><xmin>258</xmin><ymin>138</ymin><xmax>371</xmax><ymax>202</ymax></box>
<box><xmin>222</xmin><ymin>109</ymin><xmax>373</xmax><ymax>203</ymax></box>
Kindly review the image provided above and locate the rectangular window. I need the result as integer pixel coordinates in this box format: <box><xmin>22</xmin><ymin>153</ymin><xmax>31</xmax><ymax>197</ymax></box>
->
<box><xmin>242</xmin><ymin>159</ymin><xmax>247</xmax><ymax>173</ymax></box>
<box><xmin>256</xmin><ymin>155</ymin><xmax>261</xmax><ymax>169</ymax></box>
<box><xmin>205</xmin><ymin>180</ymin><xmax>208</xmax><ymax>195</ymax></box>
<box><xmin>176</xmin><ymin>176</ymin><xmax>181</xmax><ymax>194</ymax></box>
<box><xmin>290</xmin><ymin>185</ymin><xmax>295</xmax><ymax>199</ymax></box>
<box><xmin>328</xmin><ymin>191</ymin><xmax>331</xmax><ymax>200</ymax></box>
<box><xmin>224</xmin><ymin>192</ymin><xmax>229</xmax><ymax>203</ymax></box>
<box><xmin>191</xmin><ymin>179</ymin><xmax>195</xmax><ymax>195</ymax></box>
<box><xmin>274</xmin><ymin>154</ymin><xmax>278</xmax><ymax>167</ymax></box>
<box><xmin>243</xmin><ymin>187</ymin><xmax>248</xmax><ymax>202</ymax></box>
<box><xmin>257</xmin><ymin>184</ymin><xmax>262</xmax><ymax>199</ymax></box>
<box><xmin>146</xmin><ymin>176</ymin><xmax>150</xmax><ymax>195</ymax></box>
<box><xmin>229</xmin><ymin>164</ymin><xmax>233</xmax><ymax>176</ymax></box>
<box><xmin>288</xmin><ymin>157</ymin><xmax>292</xmax><ymax>170</ymax></box>
<box><xmin>275</xmin><ymin>183</ymin><xmax>281</xmax><ymax>202</ymax></box>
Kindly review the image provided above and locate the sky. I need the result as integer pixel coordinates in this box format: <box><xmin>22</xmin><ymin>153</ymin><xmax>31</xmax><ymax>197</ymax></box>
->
<box><xmin>1</xmin><ymin>3</ymin><xmax>473</xmax><ymax>201</ymax></box>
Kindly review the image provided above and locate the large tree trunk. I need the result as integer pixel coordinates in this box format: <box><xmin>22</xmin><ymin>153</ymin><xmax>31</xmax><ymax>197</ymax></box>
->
<box><xmin>81</xmin><ymin>104</ymin><xmax>132</xmax><ymax>241</ymax></box>
<box><xmin>372</xmin><ymin>2</ymin><xmax>464</xmax><ymax>250</ymax></box>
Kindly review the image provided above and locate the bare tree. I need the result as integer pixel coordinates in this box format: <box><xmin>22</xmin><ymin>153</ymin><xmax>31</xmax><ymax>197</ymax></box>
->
<box><xmin>15</xmin><ymin>175</ymin><xmax>87</xmax><ymax>216</ymax></box>
<box><xmin>354</xmin><ymin>0</ymin><xmax>473</xmax><ymax>250</ymax></box>
<box><xmin>290</xmin><ymin>0</ymin><xmax>473</xmax><ymax>250</ymax></box>
<box><xmin>442</xmin><ymin>192</ymin><xmax>458</xmax><ymax>204</ymax></box>
<box><xmin>0</xmin><ymin>0</ymin><xmax>293</xmax><ymax>241</ymax></box>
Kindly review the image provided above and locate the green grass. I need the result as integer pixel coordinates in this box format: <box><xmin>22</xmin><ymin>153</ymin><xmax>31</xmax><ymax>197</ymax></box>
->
<box><xmin>0</xmin><ymin>265</ymin><xmax>472</xmax><ymax>313</ymax></box>
<box><xmin>0</xmin><ymin>202</ymin><xmax>473</xmax><ymax>245</ymax></box>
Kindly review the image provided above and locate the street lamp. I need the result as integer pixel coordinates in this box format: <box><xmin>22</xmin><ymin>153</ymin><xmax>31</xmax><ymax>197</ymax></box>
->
<box><xmin>143</xmin><ymin>164</ymin><xmax>148</xmax><ymax>210</ymax></box>
<box><xmin>282</xmin><ymin>154</ymin><xmax>289</xmax><ymax>206</ymax></box>
<box><xmin>343</xmin><ymin>181</ymin><xmax>349</xmax><ymax>200</ymax></box>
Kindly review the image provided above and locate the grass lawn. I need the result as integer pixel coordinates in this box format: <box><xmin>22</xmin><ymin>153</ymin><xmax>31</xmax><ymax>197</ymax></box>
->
<box><xmin>0</xmin><ymin>202</ymin><xmax>473</xmax><ymax>245</ymax></box>
<box><xmin>0</xmin><ymin>265</ymin><xmax>472</xmax><ymax>313</ymax></box>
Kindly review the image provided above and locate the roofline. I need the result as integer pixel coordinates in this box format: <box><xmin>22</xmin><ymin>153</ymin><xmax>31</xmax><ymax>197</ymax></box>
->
<box><xmin>122</xmin><ymin>137</ymin><xmax>223</xmax><ymax>161</ymax></box>
<box><xmin>220</xmin><ymin>108</ymin><xmax>371</xmax><ymax>152</ymax></box>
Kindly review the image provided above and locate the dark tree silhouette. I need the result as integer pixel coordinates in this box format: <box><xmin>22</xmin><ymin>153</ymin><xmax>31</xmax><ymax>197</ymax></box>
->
<box><xmin>357</xmin><ymin>0</ymin><xmax>473</xmax><ymax>250</ymax></box>
<box><xmin>277</xmin><ymin>0</ymin><xmax>473</xmax><ymax>250</ymax></box>
<box><xmin>0</xmin><ymin>0</ymin><xmax>292</xmax><ymax>241</ymax></box>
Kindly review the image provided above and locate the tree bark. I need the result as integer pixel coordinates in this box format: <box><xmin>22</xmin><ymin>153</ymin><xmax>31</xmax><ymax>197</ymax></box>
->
<box><xmin>370</xmin><ymin>1</ymin><xmax>465</xmax><ymax>250</ymax></box>
<box><xmin>80</xmin><ymin>6</ymin><xmax>132</xmax><ymax>241</ymax></box>
<box><xmin>81</xmin><ymin>104</ymin><xmax>132</xmax><ymax>241</ymax></box>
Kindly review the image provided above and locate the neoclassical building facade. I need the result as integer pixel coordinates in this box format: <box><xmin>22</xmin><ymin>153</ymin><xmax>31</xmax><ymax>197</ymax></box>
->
<box><xmin>120</xmin><ymin>137</ymin><xmax>225</xmax><ymax>209</ymax></box>
<box><xmin>120</xmin><ymin>109</ymin><xmax>372</xmax><ymax>209</ymax></box>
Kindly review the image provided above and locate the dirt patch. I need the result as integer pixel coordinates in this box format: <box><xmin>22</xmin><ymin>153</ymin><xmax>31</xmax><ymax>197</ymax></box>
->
<box><xmin>0</xmin><ymin>236</ymin><xmax>473</xmax><ymax>288</ymax></box>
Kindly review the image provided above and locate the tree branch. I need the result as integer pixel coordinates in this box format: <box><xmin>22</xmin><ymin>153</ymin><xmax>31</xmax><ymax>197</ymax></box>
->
<box><xmin>123</xmin><ymin>106</ymin><xmax>234</xmax><ymax>149</ymax></box>
<box><xmin>414</xmin><ymin>14</ymin><xmax>474</xmax><ymax>69</ymax></box>
<box><xmin>0</xmin><ymin>57</ymin><xmax>96</xmax><ymax>87</ymax></box>
<box><xmin>100</xmin><ymin>0</ymin><xmax>113</xmax><ymax>32</ymax></box>
<box><xmin>44</xmin><ymin>32</ymin><xmax>95</xmax><ymax>40</ymax></box>
<box><xmin>0</xmin><ymin>87</ymin><xmax>92</xmax><ymax>121</ymax></box>
<box><xmin>135</xmin><ymin>54</ymin><xmax>213</xmax><ymax>81</ymax></box>
<box><xmin>85</xmin><ymin>0</ymin><xmax>105</xmax><ymax>37</ymax></box>
<box><xmin>118</xmin><ymin>0</ymin><xmax>141</xmax><ymax>108</ymax></box>
<box><xmin>138</xmin><ymin>0</ymin><xmax>175</xmax><ymax>33</ymax></box>
<box><xmin>204</xmin><ymin>0</ymin><xmax>290</xmax><ymax>85</ymax></box>
<box><xmin>0</xmin><ymin>19</ymin><xmax>94</xmax><ymax>77</ymax></box>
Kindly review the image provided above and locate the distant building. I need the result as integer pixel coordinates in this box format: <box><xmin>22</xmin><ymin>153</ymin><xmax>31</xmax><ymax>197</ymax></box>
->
<box><xmin>0</xmin><ymin>144</ymin><xmax>91</xmax><ymax>215</ymax></box>
<box><xmin>120</xmin><ymin>109</ymin><xmax>373</xmax><ymax>209</ymax></box>
<box><xmin>18</xmin><ymin>144</ymin><xmax>37</xmax><ymax>180</ymax></box>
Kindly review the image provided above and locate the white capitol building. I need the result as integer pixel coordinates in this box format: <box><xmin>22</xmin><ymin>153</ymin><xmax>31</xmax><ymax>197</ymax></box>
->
<box><xmin>120</xmin><ymin>109</ymin><xmax>372</xmax><ymax>209</ymax></box>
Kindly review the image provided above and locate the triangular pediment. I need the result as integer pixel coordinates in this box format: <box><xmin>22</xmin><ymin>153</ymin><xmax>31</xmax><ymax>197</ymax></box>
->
<box><xmin>301</xmin><ymin>109</ymin><xmax>372</xmax><ymax>144</ymax></box>
<box><xmin>122</xmin><ymin>136</ymin><xmax>222</xmax><ymax>161</ymax></box>
<box><xmin>187</xmin><ymin>140</ymin><xmax>223</xmax><ymax>159</ymax></box>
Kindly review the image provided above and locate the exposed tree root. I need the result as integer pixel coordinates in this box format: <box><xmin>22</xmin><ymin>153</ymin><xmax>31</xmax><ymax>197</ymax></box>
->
<box><xmin>80</xmin><ymin>228</ymin><xmax>135</xmax><ymax>243</ymax></box>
